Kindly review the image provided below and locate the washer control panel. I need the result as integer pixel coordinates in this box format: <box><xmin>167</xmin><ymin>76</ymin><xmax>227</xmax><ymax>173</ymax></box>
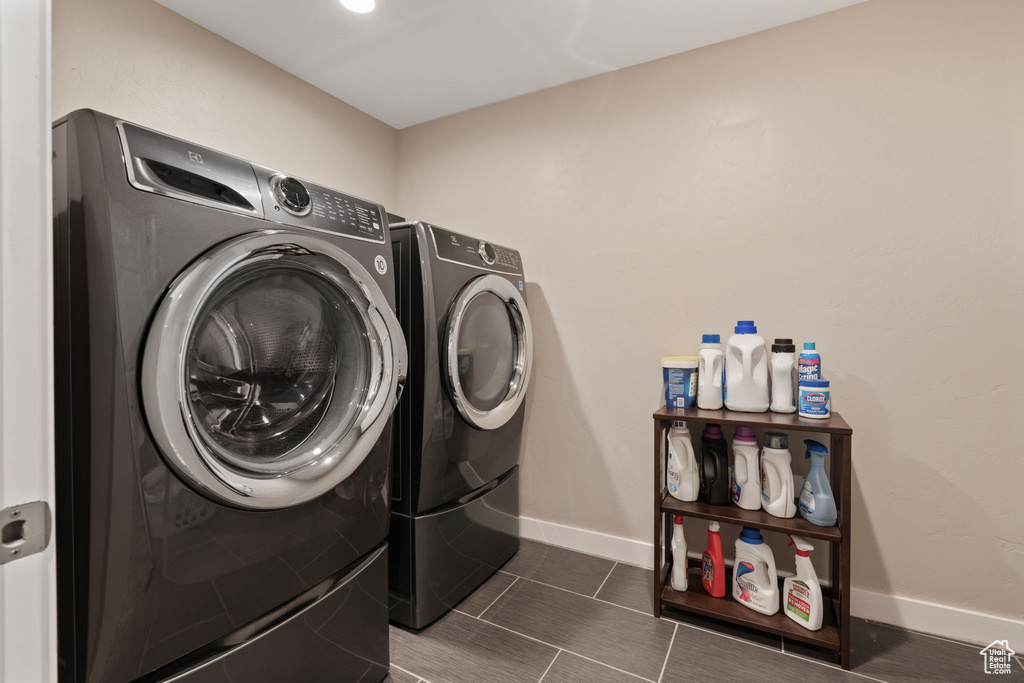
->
<box><xmin>254</xmin><ymin>164</ymin><xmax>386</xmax><ymax>243</ymax></box>
<box><xmin>430</xmin><ymin>224</ymin><xmax>522</xmax><ymax>275</ymax></box>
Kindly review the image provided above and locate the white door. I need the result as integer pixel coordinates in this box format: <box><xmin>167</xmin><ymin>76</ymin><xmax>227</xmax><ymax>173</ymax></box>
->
<box><xmin>0</xmin><ymin>1</ymin><xmax>56</xmax><ymax>682</ymax></box>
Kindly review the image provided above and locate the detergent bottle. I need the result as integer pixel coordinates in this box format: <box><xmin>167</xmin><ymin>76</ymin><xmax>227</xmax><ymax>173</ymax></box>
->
<box><xmin>697</xmin><ymin>334</ymin><xmax>724</xmax><ymax>410</ymax></box>
<box><xmin>670</xmin><ymin>515</ymin><xmax>688</xmax><ymax>592</ymax></box>
<box><xmin>701</xmin><ymin>521</ymin><xmax>725</xmax><ymax>598</ymax></box>
<box><xmin>724</xmin><ymin>320</ymin><xmax>769</xmax><ymax>412</ymax></box>
<box><xmin>666</xmin><ymin>422</ymin><xmax>699</xmax><ymax>502</ymax></box>
<box><xmin>730</xmin><ymin>426</ymin><xmax>761</xmax><ymax>510</ymax></box>
<box><xmin>784</xmin><ymin>535</ymin><xmax>823</xmax><ymax>631</ymax></box>
<box><xmin>770</xmin><ymin>339</ymin><xmax>797</xmax><ymax>413</ymax></box>
<box><xmin>698</xmin><ymin>424</ymin><xmax>731</xmax><ymax>506</ymax></box>
<box><xmin>798</xmin><ymin>440</ymin><xmax>837</xmax><ymax>527</ymax></box>
<box><xmin>732</xmin><ymin>527</ymin><xmax>779</xmax><ymax>615</ymax></box>
<box><xmin>760</xmin><ymin>431</ymin><xmax>796</xmax><ymax>518</ymax></box>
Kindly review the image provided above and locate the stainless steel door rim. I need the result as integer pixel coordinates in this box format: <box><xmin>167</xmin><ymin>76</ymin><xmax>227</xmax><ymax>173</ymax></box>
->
<box><xmin>445</xmin><ymin>274</ymin><xmax>532</xmax><ymax>431</ymax></box>
<box><xmin>142</xmin><ymin>230</ymin><xmax>406</xmax><ymax>510</ymax></box>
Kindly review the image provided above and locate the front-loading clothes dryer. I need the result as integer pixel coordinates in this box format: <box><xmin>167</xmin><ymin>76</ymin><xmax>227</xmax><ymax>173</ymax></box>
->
<box><xmin>388</xmin><ymin>221</ymin><xmax>533</xmax><ymax>628</ymax></box>
<box><xmin>53</xmin><ymin>110</ymin><xmax>406</xmax><ymax>682</ymax></box>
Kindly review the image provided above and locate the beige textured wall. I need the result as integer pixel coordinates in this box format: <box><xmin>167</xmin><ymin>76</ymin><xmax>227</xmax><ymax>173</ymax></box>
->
<box><xmin>398</xmin><ymin>0</ymin><xmax>1024</xmax><ymax>620</ymax></box>
<box><xmin>53</xmin><ymin>0</ymin><xmax>398</xmax><ymax>206</ymax></box>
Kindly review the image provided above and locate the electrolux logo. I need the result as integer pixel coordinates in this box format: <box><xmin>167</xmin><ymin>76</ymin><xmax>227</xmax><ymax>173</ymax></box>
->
<box><xmin>188</xmin><ymin>151</ymin><xmax>204</xmax><ymax>164</ymax></box>
<box><xmin>979</xmin><ymin>640</ymin><xmax>1016</xmax><ymax>675</ymax></box>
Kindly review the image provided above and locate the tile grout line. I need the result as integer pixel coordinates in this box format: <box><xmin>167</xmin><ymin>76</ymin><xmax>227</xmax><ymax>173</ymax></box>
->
<box><xmin>656</xmin><ymin>623</ymin><xmax>678</xmax><ymax>683</ymax></box>
<box><xmin>477</xmin><ymin>576</ymin><xmax>520</xmax><ymax>620</ymax></box>
<box><xmin>391</xmin><ymin>663</ymin><xmax>432</xmax><ymax>683</ymax></box>
<box><xmin>456</xmin><ymin>608</ymin><xmax>659</xmax><ymax>683</ymax></box>
<box><xmin>536</xmin><ymin>649</ymin><xmax>561</xmax><ymax>683</ymax></box>
<box><xmin>511</xmin><ymin>574</ymin><xmax>654</xmax><ymax>618</ymax></box>
<box><xmin>779</xmin><ymin>650</ymin><xmax>889</xmax><ymax>683</ymax></box>
<box><xmin>592</xmin><ymin>562</ymin><xmax>618</xmax><ymax>598</ymax></box>
<box><xmin>665</xmin><ymin>616</ymin><xmax>782</xmax><ymax>655</ymax></box>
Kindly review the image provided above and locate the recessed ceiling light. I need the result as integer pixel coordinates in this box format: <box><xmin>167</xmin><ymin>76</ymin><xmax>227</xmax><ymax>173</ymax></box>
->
<box><xmin>341</xmin><ymin>0</ymin><xmax>375</xmax><ymax>13</ymax></box>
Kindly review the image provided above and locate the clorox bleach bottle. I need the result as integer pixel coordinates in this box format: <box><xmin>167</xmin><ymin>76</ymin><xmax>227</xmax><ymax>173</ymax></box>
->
<box><xmin>730</xmin><ymin>426</ymin><xmax>761</xmax><ymax>510</ymax></box>
<box><xmin>784</xmin><ymin>535</ymin><xmax>823</xmax><ymax>630</ymax></box>
<box><xmin>666</xmin><ymin>422</ymin><xmax>699</xmax><ymax>502</ymax></box>
<box><xmin>733</xmin><ymin>528</ymin><xmax>779</xmax><ymax>615</ymax></box>
<box><xmin>697</xmin><ymin>334</ymin><xmax>724</xmax><ymax>410</ymax></box>
<box><xmin>725</xmin><ymin>321</ymin><xmax>769</xmax><ymax>412</ymax></box>
<box><xmin>670</xmin><ymin>515</ymin><xmax>688</xmax><ymax>592</ymax></box>
<box><xmin>760</xmin><ymin>432</ymin><xmax>796</xmax><ymax>518</ymax></box>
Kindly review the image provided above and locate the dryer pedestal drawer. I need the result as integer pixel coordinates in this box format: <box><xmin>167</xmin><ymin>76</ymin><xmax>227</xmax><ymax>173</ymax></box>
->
<box><xmin>154</xmin><ymin>545</ymin><xmax>389</xmax><ymax>683</ymax></box>
<box><xmin>389</xmin><ymin>467</ymin><xmax>520</xmax><ymax>629</ymax></box>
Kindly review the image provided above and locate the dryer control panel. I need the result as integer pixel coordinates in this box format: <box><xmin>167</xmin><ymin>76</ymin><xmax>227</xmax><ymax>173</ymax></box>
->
<box><xmin>116</xmin><ymin>121</ymin><xmax>387</xmax><ymax>245</ymax></box>
<box><xmin>429</xmin><ymin>224</ymin><xmax>523</xmax><ymax>275</ymax></box>
<box><xmin>253</xmin><ymin>164</ymin><xmax>386</xmax><ymax>244</ymax></box>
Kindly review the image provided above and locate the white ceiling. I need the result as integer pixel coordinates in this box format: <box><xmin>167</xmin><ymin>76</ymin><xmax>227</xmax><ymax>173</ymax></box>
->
<box><xmin>155</xmin><ymin>0</ymin><xmax>865</xmax><ymax>129</ymax></box>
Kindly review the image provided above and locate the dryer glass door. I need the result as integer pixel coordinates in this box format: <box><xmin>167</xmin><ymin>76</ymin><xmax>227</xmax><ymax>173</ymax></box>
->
<box><xmin>143</xmin><ymin>232</ymin><xmax>406</xmax><ymax>510</ymax></box>
<box><xmin>445</xmin><ymin>274</ymin><xmax>533</xmax><ymax>430</ymax></box>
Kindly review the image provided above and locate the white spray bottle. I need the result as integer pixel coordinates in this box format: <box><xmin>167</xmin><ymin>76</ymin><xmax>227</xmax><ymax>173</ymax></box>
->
<box><xmin>783</xmin><ymin>535</ymin><xmax>823</xmax><ymax>631</ymax></box>
<box><xmin>670</xmin><ymin>515</ymin><xmax>688</xmax><ymax>592</ymax></box>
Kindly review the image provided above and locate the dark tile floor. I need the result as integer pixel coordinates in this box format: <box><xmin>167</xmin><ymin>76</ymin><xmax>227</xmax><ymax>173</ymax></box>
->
<box><xmin>388</xmin><ymin>539</ymin><xmax>1021</xmax><ymax>683</ymax></box>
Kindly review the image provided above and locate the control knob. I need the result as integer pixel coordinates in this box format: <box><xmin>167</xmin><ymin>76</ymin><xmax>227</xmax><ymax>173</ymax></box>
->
<box><xmin>271</xmin><ymin>175</ymin><xmax>312</xmax><ymax>216</ymax></box>
<box><xmin>478</xmin><ymin>241</ymin><xmax>496</xmax><ymax>265</ymax></box>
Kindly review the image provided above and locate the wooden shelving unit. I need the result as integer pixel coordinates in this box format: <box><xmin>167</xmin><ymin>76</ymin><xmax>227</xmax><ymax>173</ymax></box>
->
<box><xmin>653</xmin><ymin>405</ymin><xmax>853</xmax><ymax>669</ymax></box>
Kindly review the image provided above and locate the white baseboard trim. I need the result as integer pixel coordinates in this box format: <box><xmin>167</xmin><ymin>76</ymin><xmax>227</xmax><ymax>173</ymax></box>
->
<box><xmin>520</xmin><ymin>516</ymin><xmax>654</xmax><ymax>569</ymax></box>
<box><xmin>519</xmin><ymin>516</ymin><xmax>1024</xmax><ymax>647</ymax></box>
<box><xmin>850</xmin><ymin>587</ymin><xmax>1024</xmax><ymax>648</ymax></box>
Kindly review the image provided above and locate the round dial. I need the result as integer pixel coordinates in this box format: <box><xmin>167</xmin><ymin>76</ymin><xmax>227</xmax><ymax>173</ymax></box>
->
<box><xmin>272</xmin><ymin>175</ymin><xmax>312</xmax><ymax>216</ymax></box>
<box><xmin>478</xmin><ymin>241</ymin><xmax>496</xmax><ymax>265</ymax></box>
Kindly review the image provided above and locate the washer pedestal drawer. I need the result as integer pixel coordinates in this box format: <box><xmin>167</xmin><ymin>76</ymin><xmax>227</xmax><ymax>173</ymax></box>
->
<box><xmin>389</xmin><ymin>467</ymin><xmax>520</xmax><ymax>629</ymax></box>
<box><xmin>159</xmin><ymin>544</ymin><xmax>389</xmax><ymax>683</ymax></box>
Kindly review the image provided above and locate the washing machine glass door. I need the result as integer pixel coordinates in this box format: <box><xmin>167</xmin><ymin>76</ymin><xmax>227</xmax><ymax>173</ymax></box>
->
<box><xmin>142</xmin><ymin>231</ymin><xmax>406</xmax><ymax>510</ymax></box>
<box><xmin>445</xmin><ymin>274</ymin><xmax>533</xmax><ymax>430</ymax></box>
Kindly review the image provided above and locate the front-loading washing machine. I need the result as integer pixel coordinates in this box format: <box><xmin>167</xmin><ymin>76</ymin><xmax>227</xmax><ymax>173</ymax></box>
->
<box><xmin>53</xmin><ymin>110</ymin><xmax>405</xmax><ymax>682</ymax></box>
<box><xmin>388</xmin><ymin>220</ymin><xmax>533</xmax><ymax>629</ymax></box>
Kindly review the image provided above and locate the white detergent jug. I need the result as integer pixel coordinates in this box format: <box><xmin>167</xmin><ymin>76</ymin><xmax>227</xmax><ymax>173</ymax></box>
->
<box><xmin>666</xmin><ymin>422</ymin><xmax>699</xmax><ymax>502</ymax></box>
<box><xmin>761</xmin><ymin>432</ymin><xmax>796</xmax><ymax>518</ymax></box>
<box><xmin>697</xmin><ymin>334</ymin><xmax>724</xmax><ymax>410</ymax></box>
<box><xmin>725</xmin><ymin>320</ymin><xmax>769</xmax><ymax>412</ymax></box>
<box><xmin>733</xmin><ymin>528</ymin><xmax>779</xmax><ymax>615</ymax></box>
<box><xmin>730</xmin><ymin>427</ymin><xmax>761</xmax><ymax>510</ymax></box>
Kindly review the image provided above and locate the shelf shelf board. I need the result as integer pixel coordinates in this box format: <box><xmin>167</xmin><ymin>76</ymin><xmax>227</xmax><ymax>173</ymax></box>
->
<box><xmin>661</xmin><ymin>565</ymin><xmax>840</xmax><ymax>651</ymax></box>
<box><xmin>661</xmin><ymin>494</ymin><xmax>841</xmax><ymax>542</ymax></box>
<box><xmin>653</xmin><ymin>406</ymin><xmax>852</xmax><ymax>435</ymax></box>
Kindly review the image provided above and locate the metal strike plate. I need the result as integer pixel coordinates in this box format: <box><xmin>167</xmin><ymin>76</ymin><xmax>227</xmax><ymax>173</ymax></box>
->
<box><xmin>0</xmin><ymin>501</ymin><xmax>51</xmax><ymax>565</ymax></box>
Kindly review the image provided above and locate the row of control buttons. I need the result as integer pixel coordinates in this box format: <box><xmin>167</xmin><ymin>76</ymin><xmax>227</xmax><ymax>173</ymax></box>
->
<box><xmin>477</xmin><ymin>241</ymin><xmax>520</xmax><ymax>270</ymax></box>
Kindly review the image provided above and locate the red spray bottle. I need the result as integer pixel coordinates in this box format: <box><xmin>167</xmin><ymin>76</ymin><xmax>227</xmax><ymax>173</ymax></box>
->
<box><xmin>701</xmin><ymin>521</ymin><xmax>726</xmax><ymax>597</ymax></box>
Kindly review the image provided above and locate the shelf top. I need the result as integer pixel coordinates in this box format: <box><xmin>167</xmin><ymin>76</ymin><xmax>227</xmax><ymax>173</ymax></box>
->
<box><xmin>653</xmin><ymin>406</ymin><xmax>852</xmax><ymax>434</ymax></box>
<box><xmin>661</xmin><ymin>493</ymin><xmax>841</xmax><ymax>542</ymax></box>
